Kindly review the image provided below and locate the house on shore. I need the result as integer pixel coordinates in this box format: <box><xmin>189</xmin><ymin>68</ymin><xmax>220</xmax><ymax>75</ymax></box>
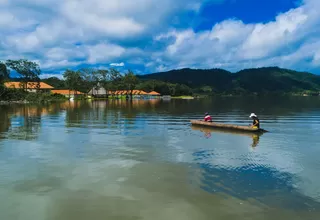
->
<box><xmin>87</xmin><ymin>85</ymin><xmax>161</xmax><ymax>99</ymax></box>
<box><xmin>51</xmin><ymin>90</ymin><xmax>84</xmax><ymax>98</ymax></box>
<box><xmin>109</xmin><ymin>90</ymin><xmax>148</xmax><ymax>99</ymax></box>
<box><xmin>87</xmin><ymin>86</ymin><xmax>108</xmax><ymax>98</ymax></box>
<box><xmin>146</xmin><ymin>91</ymin><xmax>161</xmax><ymax>99</ymax></box>
<box><xmin>4</xmin><ymin>82</ymin><xmax>54</xmax><ymax>93</ymax></box>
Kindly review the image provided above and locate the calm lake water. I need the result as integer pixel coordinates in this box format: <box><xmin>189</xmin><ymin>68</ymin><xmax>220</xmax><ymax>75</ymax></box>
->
<box><xmin>0</xmin><ymin>97</ymin><xmax>320</xmax><ymax>220</ymax></box>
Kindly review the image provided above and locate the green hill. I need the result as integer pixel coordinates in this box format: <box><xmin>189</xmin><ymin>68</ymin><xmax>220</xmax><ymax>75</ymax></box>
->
<box><xmin>139</xmin><ymin>68</ymin><xmax>233</xmax><ymax>91</ymax></box>
<box><xmin>138</xmin><ymin>67</ymin><xmax>320</xmax><ymax>95</ymax></box>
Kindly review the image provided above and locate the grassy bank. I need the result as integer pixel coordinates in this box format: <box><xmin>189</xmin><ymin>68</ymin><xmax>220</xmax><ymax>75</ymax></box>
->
<box><xmin>90</xmin><ymin>95</ymin><xmax>128</xmax><ymax>100</ymax></box>
<box><xmin>171</xmin><ymin>96</ymin><xmax>195</xmax><ymax>99</ymax></box>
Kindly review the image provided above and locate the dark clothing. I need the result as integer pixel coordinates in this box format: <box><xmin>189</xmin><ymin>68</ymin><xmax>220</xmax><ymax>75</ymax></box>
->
<box><xmin>252</xmin><ymin>118</ymin><xmax>260</xmax><ymax>128</ymax></box>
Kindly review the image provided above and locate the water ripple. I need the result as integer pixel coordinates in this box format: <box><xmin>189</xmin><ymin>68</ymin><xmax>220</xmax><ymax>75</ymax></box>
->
<box><xmin>1</xmin><ymin>99</ymin><xmax>320</xmax><ymax>218</ymax></box>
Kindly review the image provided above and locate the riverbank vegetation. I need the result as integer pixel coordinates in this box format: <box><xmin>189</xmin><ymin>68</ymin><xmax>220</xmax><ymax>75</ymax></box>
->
<box><xmin>1</xmin><ymin>60</ymin><xmax>68</xmax><ymax>103</ymax></box>
<box><xmin>2</xmin><ymin>59</ymin><xmax>320</xmax><ymax>103</ymax></box>
<box><xmin>43</xmin><ymin>69</ymin><xmax>193</xmax><ymax>97</ymax></box>
<box><xmin>1</xmin><ymin>59</ymin><xmax>194</xmax><ymax>102</ymax></box>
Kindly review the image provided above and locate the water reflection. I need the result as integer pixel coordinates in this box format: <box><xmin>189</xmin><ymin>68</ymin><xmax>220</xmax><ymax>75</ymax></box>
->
<box><xmin>62</xmin><ymin>100</ymin><xmax>161</xmax><ymax>127</ymax></box>
<box><xmin>1</xmin><ymin>96</ymin><xmax>318</xmax><ymax>134</ymax></box>
<box><xmin>191</xmin><ymin>125</ymin><xmax>262</xmax><ymax>148</ymax></box>
<box><xmin>0</xmin><ymin>105</ymin><xmax>11</xmax><ymax>138</ymax></box>
<box><xmin>192</xmin><ymin>150</ymin><xmax>320</xmax><ymax>210</ymax></box>
<box><xmin>0</xmin><ymin>105</ymin><xmax>45</xmax><ymax>140</ymax></box>
<box><xmin>0</xmin><ymin>97</ymin><xmax>320</xmax><ymax>219</ymax></box>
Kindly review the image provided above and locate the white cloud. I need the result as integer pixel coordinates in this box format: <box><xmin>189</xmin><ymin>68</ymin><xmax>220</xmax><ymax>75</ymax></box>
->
<box><xmin>0</xmin><ymin>0</ymin><xmax>211</xmax><ymax>72</ymax></box>
<box><xmin>86</xmin><ymin>43</ymin><xmax>126</xmax><ymax>64</ymax></box>
<box><xmin>153</xmin><ymin>0</ymin><xmax>320</xmax><ymax>72</ymax></box>
<box><xmin>110</xmin><ymin>62</ymin><xmax>125</xmax><ymax>67</ymax></box>
<box><xmin>40</xmin><ymin>73</ymin><xmax>64</xmax><ymax>79</ymax></box>
<box><xmin>0</xmin><ymin>0</ymin><xmax>320</xmax><ymax>74</ymax></box>
<box><xmin>60</xmin><ymin>1</ymin><xmax>144</xmax><ymax>37</ymax></box>
<box><xmin>41</xmin><ymin>59</ymin><xmax>81</xmax><ymax>70</ymax></box>
<box><xmin>240</xmin><ymin>7</ymin><xmax>308</xmax><ymax>59</ymax></box>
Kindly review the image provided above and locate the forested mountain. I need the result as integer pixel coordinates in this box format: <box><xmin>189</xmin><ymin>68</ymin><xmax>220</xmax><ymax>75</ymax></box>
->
<box><xmin>138</xmin><ymin>67</ymin><xmax>320</xmax><ymax>95</ymax></box>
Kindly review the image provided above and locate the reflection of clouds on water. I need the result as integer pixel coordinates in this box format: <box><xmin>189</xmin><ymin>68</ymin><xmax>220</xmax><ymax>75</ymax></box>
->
<box><xmin>66</xmin><ymin>159</ymin><xmax>141</xmax><ymax>192</ymax></box>
<box><xmin>167</xmin><ymin>133</ymin><xmax>185</xmax><ymax>163</ymax></box>
<box><xmin>9</xmin><ymin>116</ymin><xmax>24</xmax><ymax>127</ymax></box>
<box><xmin>14</xmin><ymin>176</ymin><xmax>62</xmax><ymax>194</ymax></box>
<box><xmin>193</xmin><ymin>160</ymin><xmax>320</xmax><ymax>210</ymax></box>
<box><xmin>186</xmin><ymin>130</ymin><xmax>320</xmax><ymax>204</ymax></box>
<box><xmin>1</xmin><ymin>99</ymin><xmax>320</xmax><ymax>218</ymax></box>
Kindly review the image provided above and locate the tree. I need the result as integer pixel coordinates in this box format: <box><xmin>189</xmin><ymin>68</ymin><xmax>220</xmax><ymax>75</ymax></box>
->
<box><xmin>79</xmin><ymin>68</ymin><xmax>98</xmax><ymax>95</ymax></box>
<box><xmin>42</xmin><ymin>77</ymin><xmax>65</xmax><ymax>89</ymax></box>
<box><xmin>79</xmin><ymin>68</ymin><xmax>110</xmax><ymax>97</ymax></box>
<box><xmin>109</xmin><ymin>68</ymin><xmax>122</xmax><ymax>82</ymax></box>
<box><xmin>95</xmin><ymin>69</ymin><xmax>109</xmax><ymax>97</ymax></box>
<box><xmin>168</xmin><ymin>83</ymin><xmax>176</xmax><ymax>96</ymax></box>
<box><xmin>5</xmin><ymin>59</ymin><xmax>41</xmax><ymax>92</ymax></box>
<box><xmin>136</xmin><ymin>81</ymin><xmax>154</xmax><ymax>92</ymax></box>
<box><xmin>175</xmin><ymin>84</ymin><xmax>193</xmax><ymax>96</ymax></box>
<box><xmin>0</xmin><ymin>62</ymin><xmax>10</xmax><ymax>98</ymax></box>
<box><xmin>0</xmin><ymin>62</ymin><xmax>9</xmax><ymax>83</ymax></box>
<box><xmin>108</xmin><ymin>68</ymin><xmax>123</xmax><ymax>97</ymax></box>
<box><xmin>123</xmin><ymin>70</ymin><xmax>138</xmax><ymax>100</ymax></box>
<box><xmin>63</xmin><ymin>69</ymin><xmax>82</xmax><ymax>97</ymax></box>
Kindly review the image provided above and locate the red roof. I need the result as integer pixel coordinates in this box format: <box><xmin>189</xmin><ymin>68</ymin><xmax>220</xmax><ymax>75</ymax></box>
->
<box><xmin>4</xmin><ymin>82</ymin><xmax>54</xmax><ymax>89</ymax></box>
<box><xmin>148</xmin><ymin>91</ymin><xmax>160</xmax><ymax>95</ymax></box>
<box><xmin>108</xmin><ymin>90</ymin><xmax>149</xmax><ymax>95</ymax></box>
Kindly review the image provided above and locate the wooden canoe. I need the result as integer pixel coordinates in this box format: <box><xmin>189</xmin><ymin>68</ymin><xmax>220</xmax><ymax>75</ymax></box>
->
<box><xmin>190</xmin><ymin>120</ymin><xmax>267</xmax><ymax>133</ymax></box>
<box><xmin>191</xmin><ymin>125</ymin><xmax>265</xmax><ymax>137</ymax></box>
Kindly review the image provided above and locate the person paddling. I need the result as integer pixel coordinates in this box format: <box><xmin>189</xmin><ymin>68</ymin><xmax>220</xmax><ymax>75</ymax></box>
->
<box><xmin>249</xmin><ymin>113</ymin><xmax>260</xmax><ymax>129</ymax></box>
<box><xmin>204</xmin><ymin>112</ymin><xmax>213</xmax><ymax>122</ymax></box>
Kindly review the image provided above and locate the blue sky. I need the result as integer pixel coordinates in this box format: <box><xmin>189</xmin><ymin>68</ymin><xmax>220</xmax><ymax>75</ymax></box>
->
<box><xmin>0</xmin><ymin>0</ymin><xmax>320</xmax><ymax>78</ymax></box>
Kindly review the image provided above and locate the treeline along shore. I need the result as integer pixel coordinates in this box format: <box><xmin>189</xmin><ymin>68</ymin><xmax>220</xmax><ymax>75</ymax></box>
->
<box><xmin>1</xmin><ymin>59</ymin><xmax>320</xmax><ymax>103</ymax></box>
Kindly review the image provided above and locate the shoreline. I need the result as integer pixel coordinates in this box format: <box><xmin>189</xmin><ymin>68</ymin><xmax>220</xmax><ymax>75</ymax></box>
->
<box><xmin>0</xmin><ymin>99</ymin><xmax>67</xmax><ymax>105</ymax></box>
<box><xmin>171</xmin><ymin>96</ymin><xmax>195</xmax><ymax>99</ymax></box>
<box><xmin>0</xmin><ymin>100</ymin><xmax>30</xmax><ymax>105</ymax></box>
<box><xmin>1</xmin><ymin>93</ymin><xmax>319</xmax><ymax>105</ymax></box>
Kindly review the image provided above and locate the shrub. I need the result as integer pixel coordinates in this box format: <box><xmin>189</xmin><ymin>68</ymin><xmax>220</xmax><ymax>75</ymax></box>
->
<box><xmin>0</xmin><ymin>88</ymin><xmax>27</xmax><ymax>101</ymax></box>
<box><xmin>25</xmin><ymin>92</ymin><xmax>67</xmax><ymax>103</ymax></box>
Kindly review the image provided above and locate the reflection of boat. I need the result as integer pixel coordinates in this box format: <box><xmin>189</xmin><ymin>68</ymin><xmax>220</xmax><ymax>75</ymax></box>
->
<box><xmin>191</xmin><ymin>125</ymin><xmax>262</xmax><ymax>147</ymax></box>
<box><xmin>190</xmin><ymin>120</ymin><xmax>267</xmax><ymax>133</ymax></box>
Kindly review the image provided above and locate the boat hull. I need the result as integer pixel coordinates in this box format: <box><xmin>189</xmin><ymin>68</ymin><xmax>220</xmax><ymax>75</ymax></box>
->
<box><xmin>190</xmin><ymin>120</ymin><xmax>267</xmax><ymax>133</ymax></box>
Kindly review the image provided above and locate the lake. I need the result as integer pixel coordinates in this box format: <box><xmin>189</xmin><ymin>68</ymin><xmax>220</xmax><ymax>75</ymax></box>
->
<box><xmin>0</xmin><ymin>96</ymin><xmax>320</xmax><ymax>220</ymax></box>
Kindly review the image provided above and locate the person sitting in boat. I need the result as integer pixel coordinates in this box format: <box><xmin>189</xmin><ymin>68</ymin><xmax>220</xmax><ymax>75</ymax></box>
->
<box><xmin>204</xmin><ymin>112</ymin><xmax>213</xmax><ymax>122</ymax></box>
<box><xmin>249</xmin><ymin>113</ymin><xmax>260</xmax><ymax>129</ymax></box>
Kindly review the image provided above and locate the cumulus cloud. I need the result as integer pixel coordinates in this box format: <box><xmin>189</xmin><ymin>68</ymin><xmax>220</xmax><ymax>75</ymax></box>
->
<box><xmin>0</xmin><ymin>0</ymin><xmax>209</xmax><ymax>71</ymax></box>
<box><xmin>153</xmin><ymin>0</ymin><xmax>320</xmax><ymax>72</ymax></box>
<box><xmin>110</xmin><ymin>62</ymin><xmax>125</xmax><ymax>67</ymax></box>
<box><xmin>0</xmin><ymin>0</ymin><xmax>320</xmax><ymax>74</ymax></box>
<box><xmin>39</xmin><ymin>73</ymin><xmax>64</xmax><ymax>79</ymax></box>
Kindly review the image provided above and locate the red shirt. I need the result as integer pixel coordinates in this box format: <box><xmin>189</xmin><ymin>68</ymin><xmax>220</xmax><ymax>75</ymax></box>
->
<box><xmin>204</xmin><ymin>115</ymin><xmax>212</xmax><ymax>121</ymax></box>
